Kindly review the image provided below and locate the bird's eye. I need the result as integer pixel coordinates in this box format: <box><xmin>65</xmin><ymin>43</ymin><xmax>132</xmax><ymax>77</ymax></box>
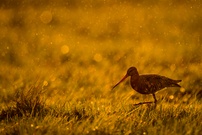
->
<box><xmin>127</xmin><ymin>69</ymin><xmax>133</xmax><ymax>75</ymax></box>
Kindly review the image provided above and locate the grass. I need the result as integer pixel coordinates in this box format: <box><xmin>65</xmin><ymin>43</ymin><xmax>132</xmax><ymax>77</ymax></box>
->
<box><xmin>0</xmin><ymin>0</ymin><xmax>202</xmax><ymax>134</ymax></box>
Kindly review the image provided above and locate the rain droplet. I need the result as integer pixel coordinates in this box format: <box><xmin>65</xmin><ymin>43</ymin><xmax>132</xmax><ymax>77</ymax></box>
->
<box><xmin>170</xmin><ymin>64</ymin><xmax>176</xmax><ymax>71</ymax></box>
<box><xmin>43</xmin><ymin>81</ymin><xmax>48</xmax><ymax>87</ymax></box>
<box><xmin>169</xmin><ymin>95</ymin><xmax>174</xmax><ymax>100</ymax></box>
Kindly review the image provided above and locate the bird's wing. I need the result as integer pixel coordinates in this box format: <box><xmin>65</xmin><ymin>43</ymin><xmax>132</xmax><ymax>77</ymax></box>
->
<box><xmin>138</xmin><ymin>75</ymin><xmax>173</xmax><ymax>93</ymax></box>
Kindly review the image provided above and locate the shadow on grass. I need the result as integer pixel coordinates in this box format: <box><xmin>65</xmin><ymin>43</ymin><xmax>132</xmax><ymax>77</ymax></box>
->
<box><xmin>0</xmin><ymin>83</ymin><xmax>49</xmax><ymax>121</ymax></box>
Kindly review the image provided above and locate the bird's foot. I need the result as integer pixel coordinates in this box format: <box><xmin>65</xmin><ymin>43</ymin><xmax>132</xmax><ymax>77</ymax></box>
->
<box><xmin>133</xmin><ymin>101</ymin><xmax>157</xmax><ymax>106</ymax></box>
<box><xmin>132</xmin><ymin>101</ymin><xmax>157</xmax><ymax>109</ymax></box>
<box><xmin>133</xmin><ymin>101</ymin><xmax>154</xmax><ymax>106</ymax></box>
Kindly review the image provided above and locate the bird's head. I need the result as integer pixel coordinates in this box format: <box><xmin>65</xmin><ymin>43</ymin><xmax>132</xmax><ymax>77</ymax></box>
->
<box><xmin>112</xmin><ymin>66</ymin><xmax>139</xmax><ymax>89</ymax></box>
<box><xmin>126</xmin><ymin>67</ymin><xmax>138</xmax><ymax>76</ymax></box>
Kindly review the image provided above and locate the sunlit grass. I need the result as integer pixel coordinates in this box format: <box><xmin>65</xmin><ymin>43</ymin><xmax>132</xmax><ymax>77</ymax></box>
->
<box><xmin>0</xmin><ymin>0</ymin><xmax>202</xmax><ymax>134</ymax></box>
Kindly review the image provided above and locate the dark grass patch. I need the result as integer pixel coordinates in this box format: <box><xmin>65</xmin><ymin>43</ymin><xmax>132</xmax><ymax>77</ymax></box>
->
<box><xmin>0</xmin><ymin>82</ymin><xmax>93</xmax><ymax>124</ymax></box>
<box><xmin>0</xmin><ymin>83</ymin><xmax>49</xmax><ymax>121</ymax></box>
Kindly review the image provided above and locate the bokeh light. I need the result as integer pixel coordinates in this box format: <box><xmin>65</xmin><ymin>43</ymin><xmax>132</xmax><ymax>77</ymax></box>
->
<box><xmin>61</xmin><ymin>45</ymin><xmax>69</xmax><ymax>54</ymax></box>
<box><xmin>40</xmin><ymin>10</ymin><xmax>52</xmax><ymax>24</ymax></box>
<box><xmin>0</xmin><ymin>1</ymin><xmax>202</xmax><ymax>134</ymax></box>
<box><xmin>94</xmin><ymin>53</ymin><xmax>102</xmax><ymax>62</ymax></box>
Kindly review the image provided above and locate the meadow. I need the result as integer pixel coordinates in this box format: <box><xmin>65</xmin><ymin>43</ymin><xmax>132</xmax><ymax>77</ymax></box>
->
<box><xmin>0</xmin><ymin>0</ymin><xmax>202</xmax><ymax>134</ymax></box>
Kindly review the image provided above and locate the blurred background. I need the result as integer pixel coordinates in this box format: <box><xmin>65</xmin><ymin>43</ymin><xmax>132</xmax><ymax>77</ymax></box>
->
<box><xmin>0</xmin><ymin>0</ymin><xmax>202</xmax><ymax>103</ymax></box>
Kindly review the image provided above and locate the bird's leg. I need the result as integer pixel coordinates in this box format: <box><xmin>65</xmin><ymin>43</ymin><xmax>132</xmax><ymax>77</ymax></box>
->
<box><xmin>133</xmin><ymin>94</ymin><xmax>158</xmax><ymax>106</ymax></box>
<box><xmin>152</xmin><ymin>93</ymin><xmax>157</xmax><ymax>103</ymax></box>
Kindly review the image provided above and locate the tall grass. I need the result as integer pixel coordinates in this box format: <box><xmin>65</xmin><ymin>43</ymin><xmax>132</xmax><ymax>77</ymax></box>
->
<box><xmin>0</xmin><ymin>0</ymin><xmax>202</xmax><ymax>134</ymax></box>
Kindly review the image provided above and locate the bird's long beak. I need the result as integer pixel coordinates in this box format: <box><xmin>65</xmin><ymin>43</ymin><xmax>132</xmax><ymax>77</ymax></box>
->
<box><xmin>112</xmin><ymin>74</ymin><xmax>128</xmax><ymax>89</ymax></box>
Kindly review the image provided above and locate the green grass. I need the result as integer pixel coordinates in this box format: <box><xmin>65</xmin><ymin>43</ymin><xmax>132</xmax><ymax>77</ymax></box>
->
<box><xmin>0</xmin><ymin>0</ymin><xmax>202</xmax><ymax>134</ymax></box>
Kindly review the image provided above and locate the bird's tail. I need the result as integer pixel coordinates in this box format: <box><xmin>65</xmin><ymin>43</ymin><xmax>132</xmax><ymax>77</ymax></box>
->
<box><xmin>171</xmin><ymin>80</ymin><xmax>182</xmax><ymax>87</ymax></box>
<box><xmin>175</xmin><ymin>80</ymin><xmax>182</xmax><ymax>83</ymax></box>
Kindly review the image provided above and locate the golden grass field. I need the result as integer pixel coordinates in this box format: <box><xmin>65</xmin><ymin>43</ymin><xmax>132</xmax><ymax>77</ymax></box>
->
<box><xmin>0</xmin><ymin>0</ymin><xmax>202</xmax><ymax>134</ymax></box>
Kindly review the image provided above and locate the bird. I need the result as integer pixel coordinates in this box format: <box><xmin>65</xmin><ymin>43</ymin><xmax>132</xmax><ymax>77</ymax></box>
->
<box><xmin>112</xmin><ymin>67</ymin><xmax>181</xmax><ymax>105</ymax></box>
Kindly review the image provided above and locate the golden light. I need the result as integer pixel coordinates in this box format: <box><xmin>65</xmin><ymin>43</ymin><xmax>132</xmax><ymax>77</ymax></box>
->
<box><xmin>61</xmin><ymin>45</ymin><xmax>69</xmax><ymax>54</ymax></box>
<box><xmin>170</xmin><ymin>64</ymin><xmax>176</xmax><ymax>71</ymax></box>
<box><xmin>40</xmin><ymin>10</ymin><xmax>52</xmax><ymax>24</ymax></box>
<box><xmin>94</xmin><ymin>53</ymin><xmax>102</xmax><ymax>62</ymax></box>
<box><xmin>43</xmin><ymin>80</ymin><xmax>48</xmax><ymax>87</ymax></box>
<box><xmin>180</xmin><ymin>87</ymin><xmax>185</xmax><ymax>93</ymax></box>
<box><xmin>169</xmin><ymin>95</ymin><xmax>174</xmax><ymax>100</ymax></box>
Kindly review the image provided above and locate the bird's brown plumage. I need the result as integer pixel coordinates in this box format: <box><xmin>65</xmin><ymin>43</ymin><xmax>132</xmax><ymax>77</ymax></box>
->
<box><xmin>112</xmin><ymin>67</ymin><xmax>181</xmax><ymax>104</ymax></box>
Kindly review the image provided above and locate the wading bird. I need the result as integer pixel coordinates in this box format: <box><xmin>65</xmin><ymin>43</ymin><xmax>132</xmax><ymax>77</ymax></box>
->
<box><xmin>112</xmin><ymin>67</ymin><xmax>181</xmax><ymax>105</ymax></box>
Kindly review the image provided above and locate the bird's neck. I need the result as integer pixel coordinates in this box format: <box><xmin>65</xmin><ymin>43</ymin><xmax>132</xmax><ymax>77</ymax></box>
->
<box><xmin>130</xmin><ymin>74</ymin><xmax>139</xmax><ymax>89</ymax></box>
